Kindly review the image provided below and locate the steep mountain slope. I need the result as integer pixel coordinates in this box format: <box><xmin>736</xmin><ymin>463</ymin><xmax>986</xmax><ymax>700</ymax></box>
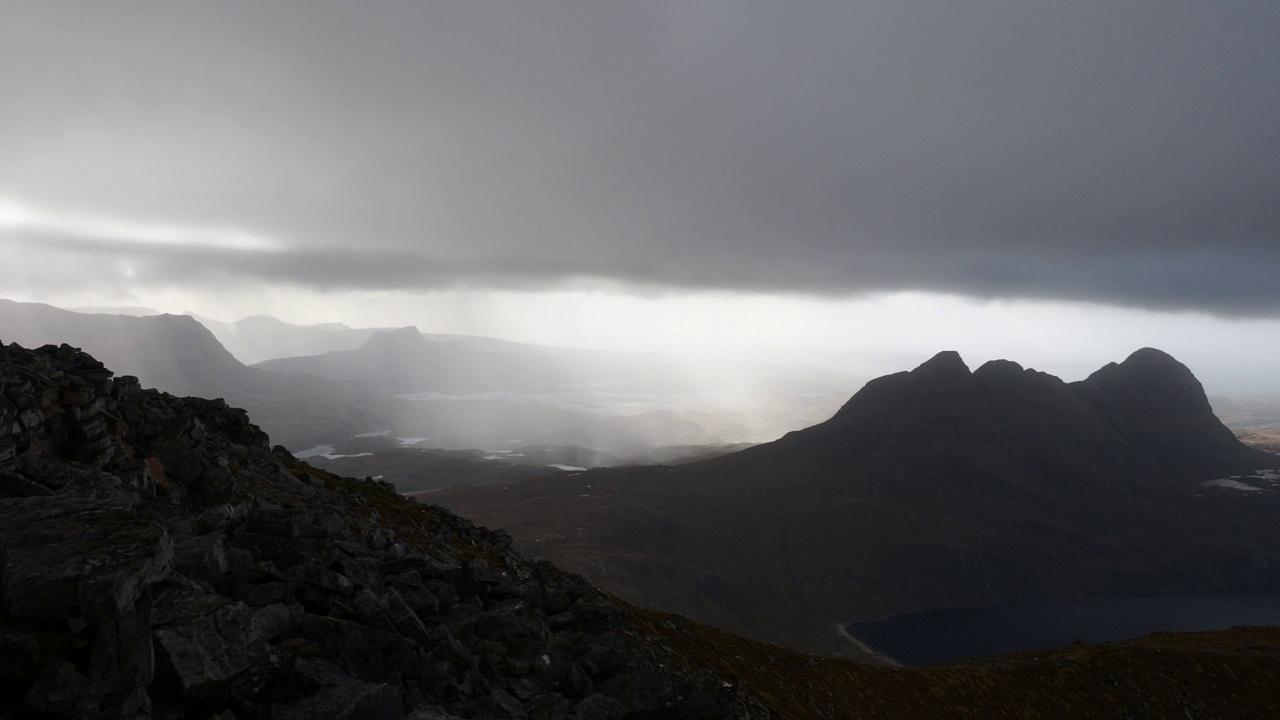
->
<box><xmin>4</xmin><ymin>343</ymin><xmax>1280</xmax><ymax>718</ymax></box>
<box><xmin>0</xmin><ymin>299</ymin><xmax>245</xmax><ymax>391</ymax></box>
<box><xmin>0</xmin><ymin>299</ymin><xmax>392</xmax><ymax>448</ymax></box>
<box><xmin>434</xmin><ymin>349</ymin><xmax>1280</xmax><ymax>655</ymax></box>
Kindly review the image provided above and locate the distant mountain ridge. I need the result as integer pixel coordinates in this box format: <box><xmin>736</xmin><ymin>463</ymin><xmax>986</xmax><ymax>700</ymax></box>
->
<box><xmin>0</xmin><ymin>300</ymin><xmax>246</xmax><ymax>391</ymax></box>
<box><xmin>187</xmin><ymin>313</ymin><xmax>388</xmax><ymax>365</ymax></box>
<box><xmin>0</xmin><ymin>300</ymin><xmax>732</xmax><ymax>453</ymax></box>
<box><xmin>255</xmin><ymin>325</ymin><xmax>592</xmax><ymax>395</ymax></box>
<box><xmin>0</xmin><ymin>299</ymin><xmax>392</xmax><ymax>448</ymax></box>
<box><xmin>435</xmin><ymin>349</ymin><xmax>1280</xmax><ymax>655</ymax></box>
<box><xmin>772</xmin><ymin>347</ymin><xmax>1265</xmax><ymax>493</ymax></box>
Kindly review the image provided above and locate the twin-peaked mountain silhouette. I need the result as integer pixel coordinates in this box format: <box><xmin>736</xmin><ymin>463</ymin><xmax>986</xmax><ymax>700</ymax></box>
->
<box><xmin>436</xmin><ymin>349</ymin><xmax>1280</xmax><ymax>654</ymax></box>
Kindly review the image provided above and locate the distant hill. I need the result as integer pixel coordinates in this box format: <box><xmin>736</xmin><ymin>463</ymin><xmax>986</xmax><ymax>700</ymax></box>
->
<box><xmin>0</xmin><ymin>299</ymin><xmax>392</xmax><ymax>448</ymax></box>
<box><xmin>256</xmin><ymin>325</ymin><xmax>601</xmax><ymax>395</ymax></box>
<box><xmin>252</xmin><ymin>323</ymin><xmax>858</xmax><ymax>444</ymax></box>
<box><xmin>1</xmin><ymin>299</ymin><xmax>248</xmax><ymax>391</ymax></box>
<box><xmin>188</xmin><ymin>312</ymin><xmax>568</xmax><ymax>367</ymax></box>
<box><xmin>434</xmin><ymin>349</ymin><xmax>1280</xmax><ymax>655</ymax></box>
<box><xmin>0</xmin><ymin>300</ymin><xmax>730</xmax><ymax>453</ymax></box>
<box><xmin>188</xmin><ymin>313</ymin><xmax>388</xmax><ymax>365</ymax></box>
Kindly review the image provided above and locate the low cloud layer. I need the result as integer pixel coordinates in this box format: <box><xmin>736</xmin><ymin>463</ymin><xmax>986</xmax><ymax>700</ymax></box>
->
<box><xmin>3</xmin><ymin>2</ymin><xmax>1278</xmax><ymax>314</ymax></box>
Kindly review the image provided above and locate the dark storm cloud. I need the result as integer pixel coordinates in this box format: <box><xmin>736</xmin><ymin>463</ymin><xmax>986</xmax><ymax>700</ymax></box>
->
<box><xmin>2</xmin><ymin>2</ymin><xmax>1278</xmax><ymax>313</ymax></box>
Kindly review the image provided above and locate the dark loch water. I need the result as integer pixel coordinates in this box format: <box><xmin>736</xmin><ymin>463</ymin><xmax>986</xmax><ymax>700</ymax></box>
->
<box><xmin>845</xmin><ymin>586</ymin><xmax>1280</xmax><ymax>666</ymax></box>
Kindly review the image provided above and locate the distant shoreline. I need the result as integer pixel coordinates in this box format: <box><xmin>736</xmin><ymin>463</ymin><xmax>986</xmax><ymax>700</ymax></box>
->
<box><xmin>843</xmin><ymin>585</ymin><xmax>1280</xmax><ymax>666</ymax></box>
<box><xmin>835</xmin><ymin>623</ymin><xmax>902</xmax><ymax>667</ymax></box>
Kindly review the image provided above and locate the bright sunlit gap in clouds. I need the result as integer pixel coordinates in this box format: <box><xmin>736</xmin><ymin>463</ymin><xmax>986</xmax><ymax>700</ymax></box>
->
<box><xmin>0</xmin><ymin>194</ymin><xmax>278</xmax><ymax>251</ymax></box>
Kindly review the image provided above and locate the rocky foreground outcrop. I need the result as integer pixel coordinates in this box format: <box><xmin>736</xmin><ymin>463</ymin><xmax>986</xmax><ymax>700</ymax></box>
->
<box><xmin>0</xmin><ymin>341</ymin><xmax>757</xmax><ymax>719</ymax></box>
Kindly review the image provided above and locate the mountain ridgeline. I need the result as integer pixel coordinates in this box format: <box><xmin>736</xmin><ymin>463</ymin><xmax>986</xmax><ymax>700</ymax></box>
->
<box><xmin>435</xmin><ymin>349</ymin><xmax>1280</xmax><ymax>655</ymax></box>
<box><xmin>0</xmin><ymin>299</ymin><xmax>394</xmax><ymax>449</ymax></box>
<box><xmin>187</xmin><ymin>313</ymin><xmax>387</xmax><ymax>366</ymax></box>
<box><xmin>773</xmin><ymin>347</ymin><xmax>1266</xmax><ymax>493</ymax></box>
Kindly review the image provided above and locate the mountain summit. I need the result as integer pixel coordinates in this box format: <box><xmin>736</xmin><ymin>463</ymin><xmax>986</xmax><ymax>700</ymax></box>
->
<box><xmin>801</xmin><ymin>347</ymin><xmax>1259</xmax><ymax>485</ymax></box>
<box><xmin>361</xmin><ymin>325</ymin><xmax>431</xmax><ymax>352</ymax></box>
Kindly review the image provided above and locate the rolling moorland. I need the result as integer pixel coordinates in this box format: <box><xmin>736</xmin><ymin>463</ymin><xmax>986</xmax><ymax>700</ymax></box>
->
<box><xmin>306</xmin><ymin>441</ymin><xmax>754</xmax><ymax>497</ymax></box>
<box><xmin>3</xmin><ymin>340</ymin><xmax>1280</xmax><ymax>718</ymax></box>
<box><xmin>1212</xmin><ymin>395</ymin><xmax>1280</xmax><ymax>453</ymax></box>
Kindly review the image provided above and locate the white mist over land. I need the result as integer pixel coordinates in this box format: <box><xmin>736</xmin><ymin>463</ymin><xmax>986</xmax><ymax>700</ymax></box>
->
<box><xmin>12</xmin><ymin>281</ymin><xmax>1280</xmax><ymax>399</ymax></box>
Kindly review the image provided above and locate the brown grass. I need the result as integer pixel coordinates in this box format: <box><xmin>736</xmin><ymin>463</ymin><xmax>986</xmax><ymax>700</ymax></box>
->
<box><xmin>632</xmin><ymin>604</ymin><xmax>1280</xmax><ymax>719</ymax></box>
<box><xmin>316</xmin><ymin>458</ymin><xmax>1280</xmax><ymax>718</ymax></box>
<box><xmin>1236</xmin><ymin>427</ymin><xmax>1280</xmax><ymax>454</ymax></box>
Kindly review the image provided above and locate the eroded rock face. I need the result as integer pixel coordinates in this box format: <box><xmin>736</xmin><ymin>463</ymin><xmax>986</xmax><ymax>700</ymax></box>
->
<box><xmin>0</xmin><ymin>342</ymin><xmax>760</xmax><ymax>719</ymax></box>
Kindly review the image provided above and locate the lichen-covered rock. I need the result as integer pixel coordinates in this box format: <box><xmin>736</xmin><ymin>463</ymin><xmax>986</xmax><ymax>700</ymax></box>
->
<box><xmin>25</xmin><ymin>659</ymin><xmax>102</xmax><ymax>720</ymax></box>
<box><xmin>277</xmin><ymin>681</ymin><xmax>402</xmax><ymax>720</ymax></box>
<box><xmin>0</xmin><ymin>496</ymin><xmax>171</xmax><ymax>622</ymax></box>
<box><xmin>153</xmin><ymin>602</ymin><xmax>291</xmax><ymax>702</ymax></box>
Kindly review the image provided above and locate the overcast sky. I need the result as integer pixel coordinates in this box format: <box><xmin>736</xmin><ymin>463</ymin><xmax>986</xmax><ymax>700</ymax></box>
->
<box><xmin>2</xmin><ymin>2</ymin><xmax>1279</xmax><ymax>393</ymax></box>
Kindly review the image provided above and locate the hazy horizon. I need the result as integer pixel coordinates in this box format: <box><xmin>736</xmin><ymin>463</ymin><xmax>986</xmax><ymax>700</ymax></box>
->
<box><xmin>12</xmin><ymin>296</ymin><xmax>1279</xmax><ymax>401</ymax></box>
